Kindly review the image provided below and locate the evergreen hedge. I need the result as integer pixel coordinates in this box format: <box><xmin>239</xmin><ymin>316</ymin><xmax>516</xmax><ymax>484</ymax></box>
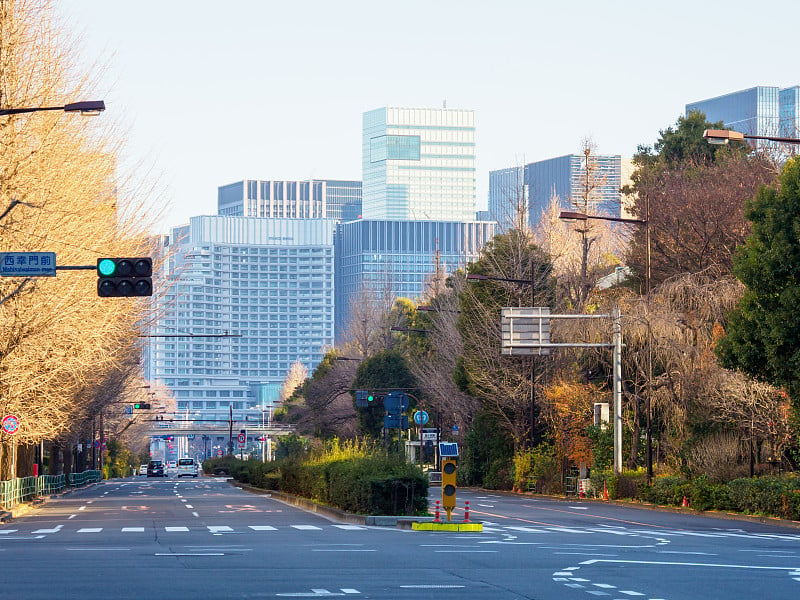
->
<box><xmin>203</xmin><ymin>454</ymin><xmax>428</xmax><ymax>516</ymax></box>
<box><xmin>591</xmin><ymin>470</ymin><xmax>800</xmax><ymax>520</ymax></box>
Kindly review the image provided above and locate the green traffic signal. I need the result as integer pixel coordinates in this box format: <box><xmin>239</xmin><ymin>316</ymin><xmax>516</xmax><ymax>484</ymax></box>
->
<box><xmin>97</xmin><ymin>257</ymin><xmax>153</xmax><ymax>297</ymax></box>
<box><xmin>97</xmin><ymin>258</ymin><xmax>116</xmax><ymax>276</ymax></box>
<box><xmin>367</xmin><ymin>394</ymin><xmax>374</xmax><ymax>402</ymax></box>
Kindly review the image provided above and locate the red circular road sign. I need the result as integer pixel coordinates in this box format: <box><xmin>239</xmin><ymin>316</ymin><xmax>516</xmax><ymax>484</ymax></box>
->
<box><xmin>237</xmin><ymin>433</ymin><xmax>246</xmax><ymax>444</ymax></box>
<box><xmin>217</xmin><ymin>449</ymin><xmax>223</xmax><ymax>456</ymax></box>
<box><xmin>2</xmin><ymin>414</ymin><xmax>20</xmax><ymax>435</ymax></box>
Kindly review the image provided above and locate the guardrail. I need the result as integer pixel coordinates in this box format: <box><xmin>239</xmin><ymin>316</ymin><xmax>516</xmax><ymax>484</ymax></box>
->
<box><xmin>0</xmin><ymin>470</ymin><xmax>101</xmax><ymax>511</ymax></box>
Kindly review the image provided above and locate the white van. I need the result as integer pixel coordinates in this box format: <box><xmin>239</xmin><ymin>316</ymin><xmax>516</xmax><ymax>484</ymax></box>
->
<box><xmin>176</xmin><ymin>457</ymin><xmax>199</xmax><ymax>478</ymax></box>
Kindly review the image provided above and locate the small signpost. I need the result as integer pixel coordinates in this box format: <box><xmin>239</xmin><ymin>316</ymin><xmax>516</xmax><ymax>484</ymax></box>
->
<box><xmin>413</xmin><ymin>410</ymin><xmax>429</xmax><ymax>426</ymax></box>
<box><xmin>0</xmin><ymin>252</ymin><xmax>56</xmax><ymax>277</ymax></box>
<box><xmin>2</xmin><ymin>414</ymin><xmax>20</xmax><ymax>435</ymax></box>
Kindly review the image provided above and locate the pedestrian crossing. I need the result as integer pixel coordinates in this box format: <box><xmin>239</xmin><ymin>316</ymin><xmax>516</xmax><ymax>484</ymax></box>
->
<box><xmin>1</xmin><ymin>522</ymin><xmax>798</xmax><ymax>542</ymax></box>
<box><xmin>0</xmin><ymin>523</ymin><xmax>366</xmax><ymax>537</ymax></box>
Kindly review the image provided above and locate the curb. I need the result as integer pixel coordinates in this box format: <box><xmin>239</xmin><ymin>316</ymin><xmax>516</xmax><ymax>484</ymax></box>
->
<box><xmin>502</xmin><ymin>488</ymin><xmax>800</xmax><ymax>531</ymax></box>
<box><xmin>230</xmin><ymin>480</ymin><xmax>460</xmax><ymax>529</ymax></box>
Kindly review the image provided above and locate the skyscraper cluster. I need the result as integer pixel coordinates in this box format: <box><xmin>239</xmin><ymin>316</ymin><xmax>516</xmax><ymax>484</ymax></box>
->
<box><xmin>145</xmin><ymin>85</ymin><xmax>795</xmax><ymax>425</ymax></box>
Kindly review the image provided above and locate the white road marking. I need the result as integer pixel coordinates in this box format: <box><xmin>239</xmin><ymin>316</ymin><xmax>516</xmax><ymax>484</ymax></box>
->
<box><xmin>333</xmin><ymin>525</ymin><xmax>366</xmax><ymax>530</ymax></box>
<box><xmin>0</xmin><ymin>530</ymin><xmax>18</xmax><ymax>534</ymax></box>
<box><xmin>291</xmin><ymin>525</ymin><xmax>322</xmax><ymax>530</ymax></box>
<box><xmin>32</xmin><ymin>525</ymin><xmax>63</xmax><ymax>534</ymax></box>
<box><xmin>165</xmin><ymin>526</ymin><xmax>190</xmax><ymax>532</ymax></box>
<box><xmin>77</xmin><ymin>528</ymin><xmax>103</xmax><ymax>533</ymax></box>
<box><xmin>617</xmin><ymin>591</ymin><xmax>645</xmax><ymax>596</ymax></box>
<box><xmin>581</xmin><ymin>558</ymin><xmax>800</xmax><ymax>570</ymax></box>
<box><xmin>121</xmin><ymin>527</ymin><xmax>145</xmax><ymax>532</ymax></box>
<box><xmin>312</xmin><ymin>549</ymin><xmax>376</xmax><ymax>552</ymax></box>
<box><xmin>68</xmin><ymin>515</ymin><xmax>76</xmax><ymax>519</ymax></box>
<box><xmin>506</xmin><ymin>526</ymin><xmax>549</xmax><ymax>533</ymax></box>
<box><xmin>67</xmin><ymin>547</ymin><xmax>129</xmax><ymax>551</ymax></box>
<box><xmin>185</xmin><ymin>505</ymin><xmax>194</xmax><ymax>509</ymax></box>
<box><xmin>181</xmin><ymin>499</ymin><xmax>187</xmax><ymax>503</ymax></box>
<box><xmin>569</xmin><ymin>506</ymin><xmax>589</xmax><ymax>510</ymax></box>
<box><xmin>155</xmin><ymin>552</ymin><xmax>223</xmax><ymax>556</ymax></box>
<box><xmin>77</xmin><ymin>506</ymin><xmax>86</xmax><ymax>511</ymax></box>
<box><xmin>208</xmin><ymin>526</ymin><xmax>233</xmax><ymax>533</ymax></box>
<box><xmin>249</xmin><ymin>526</ymin><xmax>277</xmax><ymax>531</ymax></box>
<box><xmin>192</xmin><ymin>512</ymin><xmax>199</xmax><ymax>517</ymax></box>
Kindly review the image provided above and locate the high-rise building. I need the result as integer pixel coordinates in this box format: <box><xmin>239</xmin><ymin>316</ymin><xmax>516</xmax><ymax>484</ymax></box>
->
<box><xmin>686</xmin><ymin>85</ymin><xmax>800</xmax><ymax>141</ymax></box>
<box><xmin>362</xmin><ymin>107</ymin><xmax>476</xmax><ymax>221</ymax></box>
<box><xmin>334</xmin><ymin>219</ymin><xmax>494</xmax><ymax>343</ymax></box>
<box><xmin>217</xmin><ymin>179</ymin><xmax>361</xmax><ymax>221</ymax></box>
<box><xmin>489</xmin><ymin>154</ymin><xmax>622</xmax><ymax>229</ymax></box>
<box><xmin>144</xmin><ymin>215</ymin><xmax>336</xmax><ymax>424</ymax></box>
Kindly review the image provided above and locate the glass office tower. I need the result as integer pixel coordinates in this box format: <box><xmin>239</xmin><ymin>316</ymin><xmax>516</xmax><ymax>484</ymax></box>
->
<box><xmin>217</xmin><ymin>179</ymin><xmax>361</xmax><ymax>221</ymax></box>
<box><xmin>362</xmin><ymin>107</ymin><xmax>477</xmax><ymax>221</ymax></box>
<box><xmin>686</xmin><ymin>85</ymin><xmax>800</xmax><ymax>141</ymax></box>
<box><xmin>489</xmin><ymin>155</ymin><xmax>622</xmax><ymax>229</ymax></box>
<box><xmin>144</xmin><ymin>215</ymin><xmax>336</xmax><ymax>424</ymax></box>
<box><xmin>334</xmin><ymin>219</ymin><xmax>494</xmax><ymax>343</ymax></box>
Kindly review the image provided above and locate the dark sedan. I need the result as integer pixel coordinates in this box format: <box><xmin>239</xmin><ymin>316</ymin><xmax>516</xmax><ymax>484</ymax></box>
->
<box><xmin>146</xmin><ymin>460</ymin><xmax>166</xmax><ymax>477</ymax></box>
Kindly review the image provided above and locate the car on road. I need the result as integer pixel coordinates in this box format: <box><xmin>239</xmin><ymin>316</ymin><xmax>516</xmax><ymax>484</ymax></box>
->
<box><xmin>138</xmin><ymin>464</ymin><xmax>147</xmax><ymax>476</ymax></box>
<box><xmin>166</xmin><ymin>460</ymin><xmax>177</xmax><ymax>469</ymax></box>
<box><xmin>176</xmin><ymin>457</ymin><xmax>199</xmax><ymax>478</ymax></box>
<box><xmin>146</xmin><ymin>460</ymin><xmax>167</xmax><ymax>477</ymax></box>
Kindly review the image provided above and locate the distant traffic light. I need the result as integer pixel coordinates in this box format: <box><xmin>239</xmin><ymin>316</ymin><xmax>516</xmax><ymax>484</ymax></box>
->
<box><xmin>97</xmin><ymin>257</ymin><xmax>152</xmax><ymax>297</ymax></box>
<box><xmin>133</xmin><ymin>402</ymin><xmax>151</xmax><ymax>410</ymax></box>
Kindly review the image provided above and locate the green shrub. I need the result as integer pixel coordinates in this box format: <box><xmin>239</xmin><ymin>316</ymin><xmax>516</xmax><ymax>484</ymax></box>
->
<box><xmin>220</xmin><ymin>447</ymin><xmax>429</xmax><ymax>516</ymax></box>
<box><xmin>639</xmin><ymin>476</ymin><xmax>689</xmax><ymax>506</ymax></box>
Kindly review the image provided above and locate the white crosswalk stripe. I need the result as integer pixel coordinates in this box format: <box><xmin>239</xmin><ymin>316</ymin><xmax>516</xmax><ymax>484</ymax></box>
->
<box><xmin>291</xmin><ymin>525</ymin><xmax>322</xmax><ymax>530</ymax></box>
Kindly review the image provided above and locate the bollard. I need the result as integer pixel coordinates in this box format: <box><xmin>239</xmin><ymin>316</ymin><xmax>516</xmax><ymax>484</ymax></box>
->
<box><xmin>433</xmin><ymin>500</ymin><xmax>441</xmax><ymax>523</ymax></box>
<box><xmin>463</xmin><ymin>500</ymin><xmax>470</xmax><ymax>523</ymax></box>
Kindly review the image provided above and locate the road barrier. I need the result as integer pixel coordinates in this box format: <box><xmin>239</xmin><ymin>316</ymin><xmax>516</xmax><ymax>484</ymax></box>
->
<box><xmin>0</xmin><ymin>470</ymin><xmax>101</xmax><ymax>510</ymax></box>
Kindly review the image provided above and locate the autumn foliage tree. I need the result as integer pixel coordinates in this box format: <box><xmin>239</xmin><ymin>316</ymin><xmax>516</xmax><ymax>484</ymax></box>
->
<box><xmin>0</xmin><ymin>0</ymin><xmax>161</xmax><ymax>479</ymax></box>
<box><xmin>625</xmin><ymin>111</ymin><xmax>776</xmax><ymax>287</ymax></box>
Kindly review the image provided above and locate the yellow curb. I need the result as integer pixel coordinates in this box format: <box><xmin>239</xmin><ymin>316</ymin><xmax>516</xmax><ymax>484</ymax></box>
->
<box><xmin>412</xmin><ymin>522</ymin><xmax>483</xmax><ymax>532</ymax></box>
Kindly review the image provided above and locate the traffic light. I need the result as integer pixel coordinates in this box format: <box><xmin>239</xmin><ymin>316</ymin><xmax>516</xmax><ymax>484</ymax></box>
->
<box><xmin>133</xmin><ymin>402</ymin><xmax>151</xmax><ymax>409</ymax></box>
<box><xmin>441</xmin><ymin>458</ymin><xmax>457</xmax><ymax>520</ymax></box>
<box><xmin>97</xmin><ymin>257</ymin><xmax>153</xmax><ymax>297</ymax></box>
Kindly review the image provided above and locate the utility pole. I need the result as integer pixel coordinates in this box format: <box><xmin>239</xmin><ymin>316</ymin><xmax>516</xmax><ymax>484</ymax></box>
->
<box><xmin>228</xmin><ymin>405</ymin><xmax>233</xmax><ymax>456</ymax></box>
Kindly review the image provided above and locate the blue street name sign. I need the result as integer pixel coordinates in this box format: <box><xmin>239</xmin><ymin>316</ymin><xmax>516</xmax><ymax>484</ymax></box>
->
<box><xmin>0</xmin><ymin>252</ymin><xmax>56</xmax><ymax>277</ymax></box>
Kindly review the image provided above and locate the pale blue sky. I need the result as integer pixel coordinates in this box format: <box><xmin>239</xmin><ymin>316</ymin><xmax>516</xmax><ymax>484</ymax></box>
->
<box><xmin>57</xmin><ymin>0</ymin><xmax>798</xmax><ymax>232</ymax></box>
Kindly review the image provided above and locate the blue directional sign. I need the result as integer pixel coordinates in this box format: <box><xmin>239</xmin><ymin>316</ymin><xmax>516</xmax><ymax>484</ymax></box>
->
<box><xmin>384</xmin><ymin>415</ymin><xmax>409</xmax><ymax>429</ymax></box>
<box><xmin>413</xmin><ymin>410</ymin><xmax>429</xmax><ymax>426</ymax></box>
<box><xmin>0</xmin><ymin>252</ymin><xmax>56</xmax><ymax>277</ymax></box>
<box><xmin>383</xmin><ymin>391</ymin><xmax>409</xmax><ymax>414</ymax></box>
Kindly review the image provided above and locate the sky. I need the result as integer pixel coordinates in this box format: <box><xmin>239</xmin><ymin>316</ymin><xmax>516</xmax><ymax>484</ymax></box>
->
<box><xmin>55</xmin><ymin>0</ymin><xmax>799</xmax><ymax>234</ymax></box>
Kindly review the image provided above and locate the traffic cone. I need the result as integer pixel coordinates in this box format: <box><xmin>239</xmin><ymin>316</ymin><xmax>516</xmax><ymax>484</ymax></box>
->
<box><xmin>682</xmin><ymin>496</ymin><xmax>689</xmax><ymax>507</ymax></box>
<box><xmin>603</xmin><ymin>481</ymin><xmax>609</xmax><ymax>502</ymax></box>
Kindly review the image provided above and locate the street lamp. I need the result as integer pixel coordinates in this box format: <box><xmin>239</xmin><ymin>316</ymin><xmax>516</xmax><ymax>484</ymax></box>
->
<box><xmin>0</xmin><ymin>100</ymin><xmax>105</xmax><ymax>117</ymax></box>
<box><xmin>560</xmin><ymin>208</ymin><xmax>654</xmax><ymax>481</ymax></box>
<box><xmin>702</xmin><ymin>128</ymin><xmax>800</xmax><ymax>146</ymax></box>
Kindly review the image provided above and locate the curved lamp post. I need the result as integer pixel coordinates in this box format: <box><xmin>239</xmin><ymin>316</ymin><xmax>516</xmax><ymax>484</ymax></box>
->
<box><xmin>0</xmin><ymin>100</ymin><xmax>105</xmax><ymax>117</ymax></box>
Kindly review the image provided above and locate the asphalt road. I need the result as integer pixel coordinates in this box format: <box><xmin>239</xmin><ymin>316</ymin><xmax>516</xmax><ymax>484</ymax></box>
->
<box><xmin>1</xmin><ymin>476</ymin><xmax>799</xmax><ymax>599</ymax></box>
